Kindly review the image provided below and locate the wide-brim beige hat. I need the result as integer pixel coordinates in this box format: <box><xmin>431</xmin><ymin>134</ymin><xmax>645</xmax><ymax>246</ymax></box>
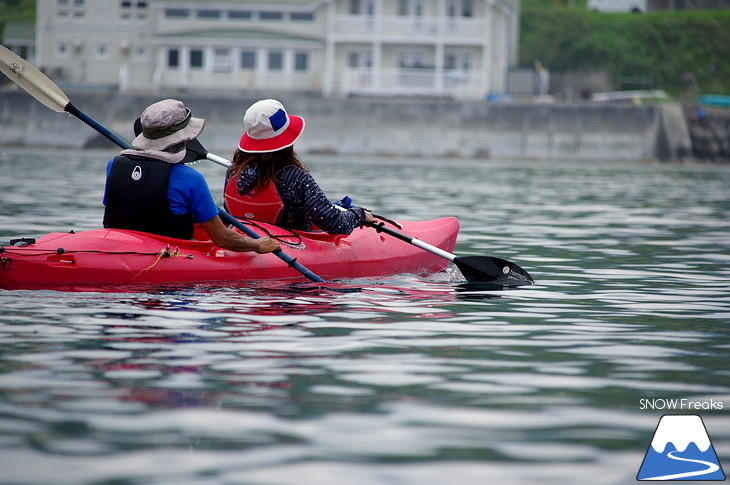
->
<box><xmin>132</xmin><ymin>99</ymin><xmax>205</xmax><ymax>152</ymax></box>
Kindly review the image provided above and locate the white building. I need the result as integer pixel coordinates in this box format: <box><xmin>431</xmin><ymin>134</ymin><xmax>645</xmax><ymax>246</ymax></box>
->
<box><xmin>34</xmin><ymin>0</ymin><xmax>519</xmax><ymax>99</ymax></box>
<box><xmin>3</xmin><ymin>23</ymin><xmax>36</xmax><ymax>64</ymax></box>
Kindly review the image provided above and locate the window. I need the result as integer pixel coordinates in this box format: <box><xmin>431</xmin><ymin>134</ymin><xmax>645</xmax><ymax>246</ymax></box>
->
<box><xmin>445</xmin><ymin>51</ymin><xmax>472</xmax><ymax>71</ymax></box>
<box><xmin>213</xmin><ymin>48</ymin><xmax>231</xmax><ymax>71</ymax></box>
<box><xmin>291</xmin><ymin>12</ymin><xmax>314</xmax><ymax>21</ymax></box>
<box><xmin>121</xmin><ymin>0</ymin><xmax>147</xmax><ymax>18</ymax></box>
<box><xmin>165</xmin><ymin>8</ymin><xmax>189</xmax><ymax>18</ymax></box>
<box><xmin>398</xmin><ymin>0</ymin><xmax>408</xmax><ymax>15</ymax></box>
<box><xmin>397</xmin><ymin>50</ymin><xmax>426</xmax><ymax>68</ymax></box>
<box><xmin>56</xmin><ymin>0</ymin><xmax>82</xmax><ymax>18</ymax></box>
<box><xmin>228</xmin><ymin>10</ymin><xmax>251</xmax><ymax>20</ymax></box>
<box><xmin>241</xmin><ymin>51</ymin><xmax>255</xmax><ymax>69</ymax></box>
<box><xmin>197</xmin><ymin>9</ymin><xmax>220</xmax><ymax>19</ymax></box>
<box><xmin>447</xmin><ymin>0</ymin><xmax>473</xmax><ymax>17</ymax></box>
<box><xmin>348</xmin><ymin>52</ymin><xmax>359</xmax><ymax>68</ymax></box>
<box><xmin>447</xmin><ymin>0</ymin><xmax>457</xmax><ymax>17</ymax></box>
<box><xmin>190</xmin><ymin>49</ymin><xmax>204</xmax><ymax>69</ymax></box>
<box><xmin>294</xmin><ymin>52</ymin><xmax>308</xmax><ymax>71</ymax></box>
<box><xmin>168</xmin><ymin>49</ymin><xmax>179</xmax><ymax>68</ymax></box>
<box><xmin>445</xmin><ymin>54</ymin><xmax>456</xmax><ymax>70</ymax></box>
<box><xmin>460</xmin><ymin>56</ymin><xmax>471</xmax><ymax>71</ymax></box>
<box><xmin>351</xmin><ymin>0</ymin><xmax>375</xmax><ymax>15</ymax></box>
<box><xmin>260</xmin><ymin>11</ymin><xmax>283</xmax><ymax>20</ymax></box>
<box><xmin>399</xmin><ymin>0</ymin><xmax>424</xmax><ymax>16</ymax></box>
<box><xmin>462</xmin><ymin>0</ymin><xmax>473</xmax><ymax>17</ymax></box>
<box><xmin>268</xmin><ymin>51</ymin><xmax>283</xmax><ymax>71</ymax></box>
<box><xmin>348</xmin><ymin>50</ymin><xmax>372</xmax><ymax>68</ymax></box>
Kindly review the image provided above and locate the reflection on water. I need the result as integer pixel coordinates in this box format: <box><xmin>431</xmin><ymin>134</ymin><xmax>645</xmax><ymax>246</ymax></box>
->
<box><xmin>1</xmin><ymin>149</ymin><xmax>729</xmax><ymax>485</ymax></box>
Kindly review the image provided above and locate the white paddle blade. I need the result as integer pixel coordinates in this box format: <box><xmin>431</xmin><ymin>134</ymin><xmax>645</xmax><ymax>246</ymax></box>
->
<box><xmin>0</xmin><ymin>44</ymin><xmax>70</xmax><ymax>112</ymax></box>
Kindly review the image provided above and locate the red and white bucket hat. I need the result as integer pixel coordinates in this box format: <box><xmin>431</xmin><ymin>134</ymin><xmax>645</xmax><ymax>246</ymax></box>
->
<box><xmin>238</xmin><ymin>99</ymin><xmax>305</xmax><ymax>153</ymax></box>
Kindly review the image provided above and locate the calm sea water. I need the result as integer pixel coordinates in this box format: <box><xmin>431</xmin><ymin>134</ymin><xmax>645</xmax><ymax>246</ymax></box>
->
<box><xmin>0</xmin><ymin>148</ymin><xmax>729</xmax><ymax>485</ymax></box>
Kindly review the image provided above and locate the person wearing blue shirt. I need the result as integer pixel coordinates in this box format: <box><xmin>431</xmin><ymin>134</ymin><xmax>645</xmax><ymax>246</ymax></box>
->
<box><xmin>103</xmin><ymin>99</ymin><xmax>280</xmax><ymax>254</ymax></box>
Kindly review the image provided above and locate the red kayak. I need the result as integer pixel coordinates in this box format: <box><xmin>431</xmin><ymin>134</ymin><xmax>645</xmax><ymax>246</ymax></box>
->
<box><xmin>0</xmin><ymin>217</ymin><xmax>459</xmax><ymax>291</ymax></box>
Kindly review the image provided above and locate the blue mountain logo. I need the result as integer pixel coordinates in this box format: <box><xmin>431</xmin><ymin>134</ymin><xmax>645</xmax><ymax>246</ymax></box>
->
<box><xmin>637</xmin><ymin>414</ymin><xmax>725</xmax><ymax>481</ymax></box>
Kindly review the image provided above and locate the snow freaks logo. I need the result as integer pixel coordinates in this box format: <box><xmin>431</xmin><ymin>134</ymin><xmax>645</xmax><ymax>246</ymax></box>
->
<box><xmin>637</xmin><ymin>415</ymin><xmax>726</xmax><ymax>481</ymax></box>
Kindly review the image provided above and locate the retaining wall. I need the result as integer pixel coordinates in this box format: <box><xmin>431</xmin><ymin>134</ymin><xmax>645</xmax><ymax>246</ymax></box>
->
<box><xmin>0</xmin><ymin>89</ymin><xmax>692</xmax><ymax>161</ymax></box>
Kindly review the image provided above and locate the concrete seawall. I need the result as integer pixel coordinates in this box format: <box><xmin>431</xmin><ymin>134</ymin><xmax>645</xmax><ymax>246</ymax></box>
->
<box><xmin>0</xmin><ymin>89</ymin><xmax>691</xmax><ymax>161</ymax></box>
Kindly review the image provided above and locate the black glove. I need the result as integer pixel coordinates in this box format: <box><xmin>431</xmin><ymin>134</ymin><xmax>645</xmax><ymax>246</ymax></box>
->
<box><xmin>182</xmin><ymin>137</ymin><xmax>209</xmax><ymax>163</ymax></box>
<box><xmin>133</xmin><ymin>118</ymin><xmax>143</xmax><ymax>137</ymax></box>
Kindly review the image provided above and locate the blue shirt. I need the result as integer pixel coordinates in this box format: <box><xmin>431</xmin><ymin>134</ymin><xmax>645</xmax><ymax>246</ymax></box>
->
<box><xmin>105</xmin><ymin>159</ymin><xmax>219</xmax><ymax>224</ymax></box>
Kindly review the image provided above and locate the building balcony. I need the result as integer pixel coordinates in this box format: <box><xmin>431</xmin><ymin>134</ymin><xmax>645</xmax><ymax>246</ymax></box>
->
<box><xmin>332</xmin><ymin>14</ymin><xmax>486</xmax><ymax>42</ymax></box>
<box><xmin>340</xmin><ymin>67</ymin><xmax>485</xmax><ymax>99</ymax></box>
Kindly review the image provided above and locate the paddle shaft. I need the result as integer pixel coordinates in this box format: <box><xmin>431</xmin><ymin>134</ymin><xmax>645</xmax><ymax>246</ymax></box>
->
<box><xmin>183</xmin><ymin>153</ymin><xmax>322</xmax><ymax>282</ymax></box>
<box><xmin>217</xmin><ymin>211</ymin><xmax>324</xmax><ymax>283</ymax></box>
<box><xmin>366</xmin><ymin>221</ymin><xmax>455</xmax><ymax>262</ymax></box>
<box><xmin>65</xmin><ymin>103</ymin><xmax>133</xmax><ymax>150</ymax></box>
<box><xmin>366</xmin><ymin>221</ymin><xmax>534</xmax><ymax>285</ymax></box>
<box><xmin>206</xmin><ymin>152</ymin><xmax>231</xmax><ymax>168</ymax></box>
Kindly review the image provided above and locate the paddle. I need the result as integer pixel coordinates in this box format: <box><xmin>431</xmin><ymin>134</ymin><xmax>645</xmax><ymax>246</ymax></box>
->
<box><xmin>217</xmin><ymin>211</ymin><xmax>324</xmax><ymax>282</ymax></box>
<box><xmin>1</xmin><ymin>45</ymin><xmax>131</xmax><ymax>149</ymax></box>
<box><xmin>0</xmin><ymin>45</ymin><xmax>325</xmax><ymax>283</ymax></box>
<box><xmin>130</xmin><ymin>117</ymin><xmax>533</xmax><ymax>285</ymax></box>
<box><xmin>365</xmin><ymin>221</ymin><xmax>534</xmax><ymax>285</ymax></box>
<box><xmin>178</xmin><ymin>141</ymin><xmax>534</xmax><ymax>284</ymax></box>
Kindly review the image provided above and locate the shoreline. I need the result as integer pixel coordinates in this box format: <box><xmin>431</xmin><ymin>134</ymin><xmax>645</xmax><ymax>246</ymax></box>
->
<box><xmin>2</xmin><ymin>88</ymin><xmax>720</xmax><ymax>162</ymax></box>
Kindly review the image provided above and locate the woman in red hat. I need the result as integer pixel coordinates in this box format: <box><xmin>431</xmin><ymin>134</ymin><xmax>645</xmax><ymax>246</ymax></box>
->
<box><xmin>224</xmin><ymin>99</ymin><xmax>375</xmax><ymax>234</ymax></box>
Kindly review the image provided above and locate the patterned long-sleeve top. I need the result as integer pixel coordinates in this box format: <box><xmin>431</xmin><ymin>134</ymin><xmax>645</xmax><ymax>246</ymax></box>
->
<box><xmin>226</xmin><ymin>164</ymin><xmax>367</xmax><ymax>235</ymax></box>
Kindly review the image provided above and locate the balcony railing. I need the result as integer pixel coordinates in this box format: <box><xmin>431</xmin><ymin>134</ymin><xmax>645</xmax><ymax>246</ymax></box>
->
<box><xmin>332</xmin><ymin>14</ymin><xmax>485</xmax><ymax>40</ymax></box>
<box><xmin>341</xmin><ymin>67</ymin><xmax>484</xmax><ymax>99</ymax></box>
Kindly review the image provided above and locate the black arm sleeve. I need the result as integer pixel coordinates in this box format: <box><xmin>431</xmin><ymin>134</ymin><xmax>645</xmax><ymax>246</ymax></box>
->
<box><xmin>278</xmin><ymin>168</ymin><xmax>366</xmax><ymax>235</ymax></box>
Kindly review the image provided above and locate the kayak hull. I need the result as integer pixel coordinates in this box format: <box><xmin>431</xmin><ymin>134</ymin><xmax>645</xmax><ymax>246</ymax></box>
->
<box><xmin>0</xmin><ymin>217</ymin><xmax>459</xmax><ymax>291</ymax></box>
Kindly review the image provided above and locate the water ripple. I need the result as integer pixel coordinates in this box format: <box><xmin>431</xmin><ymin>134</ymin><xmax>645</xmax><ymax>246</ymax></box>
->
<box><xmin>1</xmin><ymin>152</ymin><xmax>729</xmax><ymax>484</ymax></box>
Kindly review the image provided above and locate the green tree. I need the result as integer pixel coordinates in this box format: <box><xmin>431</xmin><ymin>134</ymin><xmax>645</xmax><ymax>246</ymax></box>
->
<box><xmin>0</xmin><ymin>0</ymin><xmax>36</xmax><ymax>39</ymax></box>
<box><xmin>520</xmin><ymin>6</ymin><xmax>730</xmax><ymax>95</ymax></box>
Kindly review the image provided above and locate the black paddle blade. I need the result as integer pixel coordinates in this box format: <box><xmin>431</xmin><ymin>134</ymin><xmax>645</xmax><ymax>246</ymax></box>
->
<box><xmin>453</xmin><ymin>256</ymin><xmax>534</xmax><ymax>286</ymax></box>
